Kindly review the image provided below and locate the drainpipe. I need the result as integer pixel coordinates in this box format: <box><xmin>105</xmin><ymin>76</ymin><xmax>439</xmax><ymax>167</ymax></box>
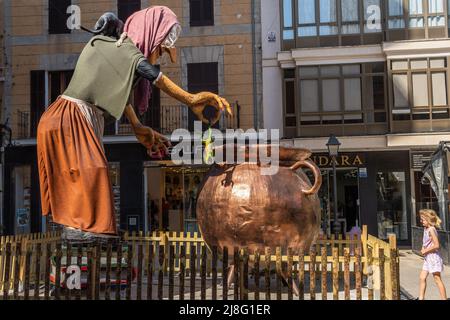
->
<box><xmin>251</xmin><ymin>0</ymin><xmax>258</xmax><ymax>130</ymax></box>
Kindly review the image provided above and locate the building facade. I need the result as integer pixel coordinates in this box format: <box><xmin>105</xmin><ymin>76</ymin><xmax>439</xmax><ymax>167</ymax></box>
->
<box><xmin>262</xmin><ymin>0</ymin><xmax>450</xmax><ymax>252</ymax></box>
<box><xmin>0</xmin><ymin>0</ymin><xmax>262</xmax><ymax>235</ymax></box>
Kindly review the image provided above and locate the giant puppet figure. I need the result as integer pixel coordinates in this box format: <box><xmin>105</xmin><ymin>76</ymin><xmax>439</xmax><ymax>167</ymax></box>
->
<box><xmin>37</xmin><ymin>6</ymin><xmax>232</xmax><ymax>241</ymax></box>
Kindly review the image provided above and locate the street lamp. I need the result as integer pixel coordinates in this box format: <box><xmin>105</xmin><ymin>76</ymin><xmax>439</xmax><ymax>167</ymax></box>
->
<box><xmin>327</xmin><ymin>134</ymin><xmax>341</xmax><ymax>238</ymax></box>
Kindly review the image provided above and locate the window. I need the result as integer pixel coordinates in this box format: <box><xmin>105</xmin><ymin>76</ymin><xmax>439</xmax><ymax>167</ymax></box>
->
<box><xmin>341</xmin><ymin>0</ymin><xmax>360</xmax><ymax>34</ymax></box>
<box><xmin>30</xmin><ymin>71</ymin><xmax>46</xmax><ymax>137</ymax></box>
<box><xmin>282</xmin><ymin>0</ymin><xmax>448</xmax><ymax>46</ymax></box>
<box><xmin>391</xmin><ymin>58</ymin><xmax>449</xmax><ymax>121</ymax></box>
<box><xmin>48</xmin><ymin>0</ymin><xmax>71</xmax><ymax>34</ymax></box>
<box><xmin>187</xmin><ymin>62</ymin><xmax>218</xmax><ymax>130</ymax></box>
<box><xmin>409</xmin><ymin>0</ymin><xmax>424</xmax><ymax>28</ymax></box>
<box><xmin>297</xmin><ymin>0</ymin><xmax>316</xmax><ymax>37</ymax></box>
<box><xmin>388</xmin><ymin>0</ymin><xmax>405</xmax><ymax>29</ymax></box>
<box><xmin>117</xmin><ymin>0</ymin><xmax>141</xmax><ymax>22</ymax></box>
<box><xmin>30</xmin><ymin>70</ymin><xmax>73</xmax><ymax>137</ymax></box>
<box><xmin>319</xmin><ymin>0</ymin><xmax>337</xmax><ymax>35</ymax></box>
<box><xmin>284</xmin><ymin>69</ymin><xmax>297</xmax><ymax>128</ymax></box>
<box><xmin>364</xmin><ymin>0</ymin><xmax>382</xmax><ymax>33</ymax></box>
<box><xmin>190</xmin><ymin>0</ymin><xmax>214</xmax><ymax>27</ymax></box>
<box><xmin>297</xmin><ymin>63</ymin><xmax>386</xmax><ymax>126</ymax></box>
<box><xmin>428</xmin><ymin>0</ymin><xmax>445</xmax><ymax>26</ymax></box>
<box><xmin>49</xmin><ymin>70</ymin><xmax>73</xmax><ymax>103</ymax></box>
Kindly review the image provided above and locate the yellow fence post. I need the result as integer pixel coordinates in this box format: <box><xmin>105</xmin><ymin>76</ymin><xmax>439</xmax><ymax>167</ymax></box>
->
<box><xmin>361</xmin><ymin>225</ymin><xmax>368</xmax><ymax>275</ymax></box>
<box><xmin>389</xmin><ymin>234</ymin><xmax>399</xmax><ymax>300</ymax></box>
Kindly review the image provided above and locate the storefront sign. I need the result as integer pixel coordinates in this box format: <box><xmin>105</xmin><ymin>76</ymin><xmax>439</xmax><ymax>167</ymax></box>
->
<box><xmin>16</xmin><ymin>208</ymin><xmax>30</xmax><ymax>227</ymax></box>
<box><xmin>411</xmin><ymin>151</ymin><xmax>433</xmax><ymax>170</ymax></box>
<box><xmin>359</xmin><ymin>168</ymin><xmax>368</xmax><ymax>178</ymax></box>
<box><xmin>311</xmin><ymin>153</ymin><xmax>365</xmax><ymax>168</ymax></box>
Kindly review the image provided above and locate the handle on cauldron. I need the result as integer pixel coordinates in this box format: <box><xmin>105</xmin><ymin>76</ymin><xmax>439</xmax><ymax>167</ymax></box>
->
<box><xmin>290</xmin><ymin>159</ymin><xmax>322</xmax><ymax>195</ymax></box>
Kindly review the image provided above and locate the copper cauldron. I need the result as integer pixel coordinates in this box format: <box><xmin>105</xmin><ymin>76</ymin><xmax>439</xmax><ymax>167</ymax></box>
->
<box><xmin>196</xmin><ymin>144</ymin><xmax>322</xmax><ymax>255</ymax></box>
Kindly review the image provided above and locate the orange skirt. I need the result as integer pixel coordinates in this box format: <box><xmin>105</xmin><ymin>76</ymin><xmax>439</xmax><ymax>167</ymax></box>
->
<box><xmin>37</xmin><ymin>97</ymin><xmax>117</xmax><ymax>235</ymax></box>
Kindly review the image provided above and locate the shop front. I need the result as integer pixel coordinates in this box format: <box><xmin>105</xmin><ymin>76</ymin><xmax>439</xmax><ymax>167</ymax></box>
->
<box><xmin>143</xmin><ymin>164</ymin><xmax>209</xmax><ymax>233</ymax></box>
<box><xmin>308</xmin><ymin>150</ymin><xmax>412</xmax><ymax>245</ymax></box>
<box><xmin>2</xmin><ymin>143</ymin><xmax>412</xmax><ymax>245</ymax></box>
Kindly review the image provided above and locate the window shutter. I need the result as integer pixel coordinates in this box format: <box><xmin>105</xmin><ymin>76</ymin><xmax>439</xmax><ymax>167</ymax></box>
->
<box><xmin>30</xmin><ymin>71</ymin><xmax>46</xmax><ymax>137</ymax></box>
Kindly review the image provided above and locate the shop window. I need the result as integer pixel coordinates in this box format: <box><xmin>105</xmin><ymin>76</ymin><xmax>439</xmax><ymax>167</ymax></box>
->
<box><xmin>109</xmin><ymin>163</ymin><xmax>120</xmax><ymax>231</ymax></box>
<box><xmin>48</xmin><ymin>0</ymin><xmax>72</xmax><ymax>34</ymax></box>
<box><xmin>376</xmin><ymin>171</ymin><xmax>408</xmax><ymax>241</ymax></box>
<box><xmin>160</xmin><ymin>167</ymin><xmax>209</xmax><ymax>232</ymax></box>
<box><xmin>190</xmin><ymin>0</ymin><xmax>214</xmax><ymax>27</ymax></box>
<box><xmin>12</xmin><ymin>166</ymin><xmax>31</xmax><ymax>234</ymax></box>
<box><xmin>117</xmin><ymin>0</ymin><xmax>141</xmax><ymax>23</ymax></box>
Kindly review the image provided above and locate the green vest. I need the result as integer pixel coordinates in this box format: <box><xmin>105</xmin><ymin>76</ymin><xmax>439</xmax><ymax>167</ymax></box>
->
<box><xmin>64</xmin><ymin>35</ymin><xmax>145</xmax><ymax>120</ymax></box>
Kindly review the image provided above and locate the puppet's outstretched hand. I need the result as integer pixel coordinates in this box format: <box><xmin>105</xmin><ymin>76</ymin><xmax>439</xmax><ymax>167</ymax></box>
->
<box><xmin>155</xmin><ymin>75</ymin><xmax>232</xmax><ymax>125</ymax></box>
<box><xmin>190</xmin><ymin>92</ymin><xmax>233</xmax><ymax>125</ymax></box>
<box><xmin>124</xmin><ymin>104</ymin><xmax>171</xmax><ymax>158</ymax></box>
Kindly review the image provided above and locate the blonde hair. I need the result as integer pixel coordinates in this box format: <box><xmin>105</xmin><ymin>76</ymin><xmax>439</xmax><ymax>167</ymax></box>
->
<box><xmin>420</xmin><ymin>209</ymin><xmax>442</xmax><ymax>228</ymax></box>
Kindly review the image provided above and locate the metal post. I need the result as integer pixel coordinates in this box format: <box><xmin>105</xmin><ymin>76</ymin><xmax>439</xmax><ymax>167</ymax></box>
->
<box><xmin>333</xmin><ymin>156</ymin><xmax>339</xmax><ymax>237</ymax></box>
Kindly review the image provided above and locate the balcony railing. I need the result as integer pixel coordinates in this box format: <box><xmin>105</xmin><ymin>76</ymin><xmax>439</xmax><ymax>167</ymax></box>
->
<box><xmin>105</xmin><ymin>102</ymin><xmax>241</xmax><ymax>136</ymax></box>
<box><xmin>16</xmin><ymin>103</ymin><xmax>241</xmax><ymax>140</ymax></box>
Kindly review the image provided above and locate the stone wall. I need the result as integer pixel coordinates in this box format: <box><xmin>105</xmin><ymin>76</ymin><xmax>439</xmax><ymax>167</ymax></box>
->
<box><xmin>5</xmin><ymin>0</ymin><xmax>261</xmax><ymax>139</ymax></box>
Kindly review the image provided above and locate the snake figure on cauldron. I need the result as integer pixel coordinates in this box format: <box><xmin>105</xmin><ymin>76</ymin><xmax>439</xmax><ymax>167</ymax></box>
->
<box><xmin>37</xmin><ymin>6</ymin><xmax>232</xmax><ymax>242</ymax></box>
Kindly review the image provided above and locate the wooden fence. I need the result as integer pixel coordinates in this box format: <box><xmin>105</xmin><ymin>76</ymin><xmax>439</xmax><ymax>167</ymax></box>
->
<box><xmin>0</xmin><ymin>225</ymin><xmax>399</xmax><ymax>300</ymax></box>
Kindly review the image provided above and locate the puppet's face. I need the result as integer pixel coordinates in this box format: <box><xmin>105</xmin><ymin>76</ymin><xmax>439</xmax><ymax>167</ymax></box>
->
<box><xmin>149</xmin><ymin>45</ymin><xmax>177</xmax><ymax>65</ymax></box>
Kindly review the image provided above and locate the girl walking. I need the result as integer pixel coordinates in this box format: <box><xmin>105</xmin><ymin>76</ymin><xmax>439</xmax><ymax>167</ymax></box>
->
<box><xmin>418</xmin><ymin>209</ymin><xmax>447</xmax><ymax>300</ymax></box>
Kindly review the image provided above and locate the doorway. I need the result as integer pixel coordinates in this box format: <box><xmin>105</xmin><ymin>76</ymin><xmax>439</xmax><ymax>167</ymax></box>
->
<box><xmin>309</xmin><ymin>168</ymin><xmax>360</xmax><ymax>236</ymax></box>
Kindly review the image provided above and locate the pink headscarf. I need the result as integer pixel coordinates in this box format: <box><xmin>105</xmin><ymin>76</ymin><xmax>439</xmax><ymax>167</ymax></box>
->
<box><xmin>124</xmin><ymin>6</ymin><xmax>180</xmax><ymax>115</ymax></box>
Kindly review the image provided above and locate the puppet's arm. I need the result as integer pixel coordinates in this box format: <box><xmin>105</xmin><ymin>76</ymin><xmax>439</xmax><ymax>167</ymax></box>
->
<box><xmin>154</xmin><ymin>75</ymin><xmax>232</xmax><ymax>124</ymax></box>
<box><xmin>124</xmin><ymin>104</ymin><xmax>170</xmax><ymax>157</ymax></box>
<box><xmin>136</xmin><ymin>59</ymin><xmax>232</xmax><ymax>124</ymax></box>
